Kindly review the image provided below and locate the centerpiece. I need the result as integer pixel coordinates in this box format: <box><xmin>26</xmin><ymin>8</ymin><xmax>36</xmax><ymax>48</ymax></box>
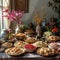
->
<box><xmin>3</xmin><ymin>9</ymin><xmax>24</xmax><ymax>33</ymax></box>
<box><xmin>34</xmin><ymin>14</ymin><xmax>43</xmax><ymax>39</ymax></box>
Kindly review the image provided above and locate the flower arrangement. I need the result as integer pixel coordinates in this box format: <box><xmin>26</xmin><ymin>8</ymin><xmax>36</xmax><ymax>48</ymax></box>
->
<box><xmin>34</xmin><ymin>14</ymin><xmax>43</xmax><ymax>25</ymax></box>
<box><xmin>45</xmin><ymin>22</ymin><xmax>59</xmax><ymax>32</ymax></box>
<box><xmin>3</xmin><ymin>9</ymin><xmax>25</xmax><ymax>33</ymax></box>
<box><xmin>3</xmin><ymin>9</ymin><xmax>24</xmax><ymax>24</ymax></box>
<box><xmin>45</xmin><ymin>18</ymin><xmax>59</xmax><ymax>35</ymax></box>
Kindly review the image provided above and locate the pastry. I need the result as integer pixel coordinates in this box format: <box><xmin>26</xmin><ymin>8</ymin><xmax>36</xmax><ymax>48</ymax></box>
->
<box><xmin>25</xmin><ymin>37</ymin><xmax>37</xmax><ymax>43</ymax></box>
<box><xmin>25</xmin><ymin>29</ymin><xmax>35</xmax><ymax>37</ymax></box>
<box><xmin>48</xmin><ymin>42</ymin><xmax>60</xmax><ymax>49</ymax></box>
<box><xmin>48</xmin><ymin>42</ymin><xmax>60</xmax><ymax>54</ymax></box>
<box><xmin>2</xmin><ymin>42</ymin><xmax>13</xmax><ymax>48</ymax></box>
<box><xmin>15</xmin><ymin>33</ymin><xmax>25</xmax><ymax>40</ymax></box>
<box><xmin>15</xmin><ymin>33</ymin><xmax>25</xmax><ymax>37</ymax></box>
<box><xmin>25</xmin><ymin>29</ymin><xmax>34</xmax><ymax>34</ymax></box>
<box><xmin>5</xmin><ymin>48</ymin><xmax>12</xmax><ymax>55</ymax></box>
<box><xmin>32</xmin><ymin>41</ymin><xmax>48</xmax><ymax>48</ymax></box>
<box><xmin>5</xmin><ymin>47</ymin><xmax>26</xmax><ymax>56</ymax></box>
<box><xmin>24</xmin><ymin>44</ymin><xmax>36</xmax><ymax>52</ymax></box>
<box><xmin>47</xmin><ymin>35</ymin><xmax>60</xmax><ymax>42</ymax></box>
<box><xmin>14</xmin><ymin>41</ymin><xmax>28</xmax><ymax>48</ymax></box>
<box><xmin>37</xmin><ymin>47</ymin><xmax>56</xmax><ymax>56</ymax></box>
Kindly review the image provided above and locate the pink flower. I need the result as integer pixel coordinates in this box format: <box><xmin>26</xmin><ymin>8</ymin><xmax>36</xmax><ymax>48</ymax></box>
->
<box><xmin>19</xmin><ymin>21</ymin><xmax>23</xmax><ymax>24</ymax></box>
<box><xmin>3</xmin><ymin>9</ymin><xmax>24</xmax><ymax>24</ymax></box>
<box><xmin>7</xmin><ymin>29</ymin><xmax>12</xmax><ymax>33</ymax></box>
<box><xmin>3</xmin><ymin>9</ymin><xmax>9</xmax><ymax>12</ymax></box>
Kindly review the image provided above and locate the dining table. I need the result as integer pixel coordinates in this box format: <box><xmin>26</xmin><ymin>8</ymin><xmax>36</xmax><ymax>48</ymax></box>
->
<box><xmin>0</xmin><ymin>53</ymin><xmax>60</xmax><ymax>60</ymax></box>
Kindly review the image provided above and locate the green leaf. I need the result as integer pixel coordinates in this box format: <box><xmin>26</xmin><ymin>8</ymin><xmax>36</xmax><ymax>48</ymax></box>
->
<box><xmin>57</xmin><ymin>19</ymin><xmax>60</xmax><ymax>23</ymax></box>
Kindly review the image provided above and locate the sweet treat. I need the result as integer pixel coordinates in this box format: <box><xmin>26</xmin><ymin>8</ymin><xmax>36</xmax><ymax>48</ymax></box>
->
<box><xmin>14</xmin><ymin>41</ymin><xmax>28</xmax><ymax>48</ymax></box>
<box><xmin>5</xmin><ymin>47</ymin><xmax>26</xmax><ymax>56</ymax></box>
<box><xmin>2</xmin><ymin>42</ymin><xmax>13</xmax><ymax>48</ymax></box>
<box><xmin>32</xmin><ymin>41</ymin><xmax>48</xmax><ymax>48</ymax></box>
<box><xmin>48</xmin><ymin>42</ymin><xmax>60</xmax><ymax>49</ymax></box>
<box><xmin>37</xmin><ymin>47</ymin><xmax>56</xmax><ymax>56</ymax></box>
<box><xmin>25</xmin><ymin>29</ymin><xmax>35</xmax><ymax>37</ymax></box>
<box><xmin>5</xmin><ymin>48</ymin><xmax>12</xmax><ymax>55</ymax></box>
<box><xmin>24</xmin><ymin>44</ymin><xmax>36</xmax><ymax>52</ymax></box>
<box><xmin>15</xmin><ymin>33</ymin><xmax>25</xmax><ymax>37</ymax></box>
<box><xmin>47</xmin><ymin>35</ymin><xmax>60</xmax><ymax>42</ymax></box>
<box><xmin>25</xmin><ymin>37</ymin><xmax>37</xmax><ymax>43</ymax></box>
<box><xmin>25</xmin><ymin>29</ymin><xmax>34</xmax><ymax>34</ymax></box>
<box><xmin>15</xmin><ymin>33</ymin><xmax>25</xmax><ymax>40</ymax></box>
<box><xmin>48</xmin><ymin>42</ymin><xmax>60</xmax><ymax>54</ymax></box>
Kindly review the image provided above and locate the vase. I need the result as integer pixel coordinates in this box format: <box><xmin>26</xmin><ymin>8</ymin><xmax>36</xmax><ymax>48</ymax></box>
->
<box><xmin>15</xmin><ymin>25</ymin><xmax>20</xmax><ymax>33</ymax></box>
<box><xmin>15</xmin><ymin>24</ymin><xmax>25</xmax><ymax>33</ymax></box>
<box><xmin>1</xmin><ymin>29</ymin><xmax>9</xmax><ymax>40</ymax></box>
<box><xmin>36</xmin><ymin>24</ymin><xmax>42</xmax><ymax>39</ymax></box>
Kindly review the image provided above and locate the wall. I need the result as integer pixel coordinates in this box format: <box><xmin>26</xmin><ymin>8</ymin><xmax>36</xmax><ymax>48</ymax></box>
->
<box><xmin>22</xmin><ymin>0</ymin><xmax>58</xmax><ymax>24</ymax></box>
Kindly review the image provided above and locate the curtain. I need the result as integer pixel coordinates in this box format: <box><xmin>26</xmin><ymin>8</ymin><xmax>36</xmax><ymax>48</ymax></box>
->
<box><xmin>3</xmin><ymin>0</ymin><xmax>10</xmax><ymax>29</ymax></box>
<box><xmin>0</xmin><ymin>0</ymin><xmax>3</xmax><ymax>33</ymax></box>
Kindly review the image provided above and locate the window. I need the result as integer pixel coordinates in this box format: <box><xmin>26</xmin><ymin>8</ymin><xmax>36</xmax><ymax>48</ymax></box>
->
<box><xmin>0</xmin><ymin>0</ymin><xmax>29</xmax><ymax>33</ymax></box>
<box><xmin>0</xmin><ymin>0</ymin><xmax>10</xmax><ymax>33</ymax></box>
<box><xmin>0</xmin><ymin>0</ymin><xmax>3</xmax><ymax>33</ymax></box>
